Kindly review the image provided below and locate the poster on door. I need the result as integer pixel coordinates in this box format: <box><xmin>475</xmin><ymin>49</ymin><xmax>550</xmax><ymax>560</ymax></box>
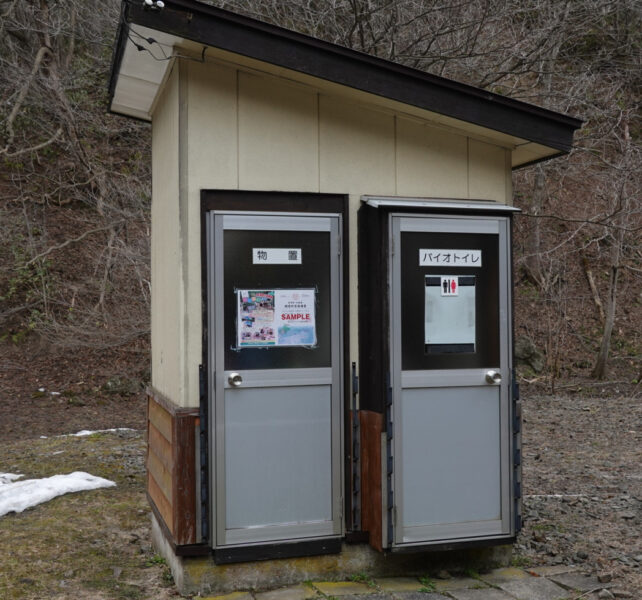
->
<box><xmin>237</xmin><ymin>289</ymin><xmax>316</xmax><ymax>347</ymax></box>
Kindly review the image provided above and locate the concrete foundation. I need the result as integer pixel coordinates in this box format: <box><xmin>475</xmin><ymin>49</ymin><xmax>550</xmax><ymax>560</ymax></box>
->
<box><xmin>152</xmin><ymin>515</ymin><xmax>512</xmax><ymax>597</ymax></box>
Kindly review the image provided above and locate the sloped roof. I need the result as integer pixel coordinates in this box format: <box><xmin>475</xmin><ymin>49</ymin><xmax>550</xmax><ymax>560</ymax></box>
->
<box><xmin>108</xmin><ymin>0</ymin><xmax>582</xmax><ymax>168</ymax></box>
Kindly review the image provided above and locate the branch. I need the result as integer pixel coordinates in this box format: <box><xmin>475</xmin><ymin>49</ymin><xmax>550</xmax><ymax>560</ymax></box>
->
<box><xmin>24</xmin><ymin>222</ymin><xmax>125</xmax><ymax>266</ymax></box>
<box><xmin>0</xmin><ymin>0</ymin><xmax>19</xmax><ymax>38</ymax></box>
<box><xmin>3</xmin><ymin>128</ymin><xmax>63</xmax><ymax>158</ymax></box>
<box><xmin>518</xmin><ymin>211</ymin><xmax>642</xmax><ymax>232</ymax></box>
<box><xmin>1</xmin><ymin>45</ymin><xmax>52</xmax><ymax>154</ymax></box>
<box><xmin>582</xmin><ymin>257</ymin><xmax>605</xmax><ymax>322</ymax></box>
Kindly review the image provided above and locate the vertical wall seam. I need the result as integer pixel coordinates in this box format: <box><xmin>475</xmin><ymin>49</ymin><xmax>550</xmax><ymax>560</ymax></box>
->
<box><xmin>466</xmin><ymin>137</ymin><xmax>470</xmax><ymax>198</ymax></box>
<box><xmin>178</xmin><ymin>60</ymin><xmax>189</xmax><ymax>406</ymax></box>
<box><xmin>505</xmin><ymin>148</ymin><xmax>513</xmax><ymax>205</ymax></box>
<box><xmin>236</xmin><ymin>70</ymin><xmax>240</xmax><ymax>190</ymax></box>
<box><xmin>317</xmin><ymin>93</ymin><xmax>321</xmax><ymax>193</ymax></box>
<box><xmin>393</xmin><ymin>115</ymin><xmax>398</xmax><ymax>195</ymax></box>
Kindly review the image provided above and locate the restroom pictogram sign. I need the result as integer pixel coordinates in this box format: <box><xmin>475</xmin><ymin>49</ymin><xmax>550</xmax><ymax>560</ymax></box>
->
<box><xmin>441</xmin><ymin>276</ymin><xmax>459</xmax><ymax>296</ymax></box>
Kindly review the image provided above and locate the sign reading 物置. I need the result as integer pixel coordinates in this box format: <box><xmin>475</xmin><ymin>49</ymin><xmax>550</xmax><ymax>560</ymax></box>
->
<box><xmin>252</xmin><ymin>248</ymin><xmax>302</xmax><ymax>264</ymax></box>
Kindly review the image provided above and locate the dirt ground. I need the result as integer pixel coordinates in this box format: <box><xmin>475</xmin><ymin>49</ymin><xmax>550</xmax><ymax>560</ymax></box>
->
<box><xmin>0</xmin><ymin>339</ymin><xmax>148</xmax><ymax>442</ymax></box>
<box><xmin>0</xmin><ymin>339</ymin><xmax>640</xmax><ymax>598</ymax></box>
<box><xmin>515</xmin><ymin>385</ymin><xmax>642</xmax><ymax>596</ymax></box>
<box><xmin>0</xmin><ymin>429</ymin><xmax>180</xmax><ymax>600</ymax></box>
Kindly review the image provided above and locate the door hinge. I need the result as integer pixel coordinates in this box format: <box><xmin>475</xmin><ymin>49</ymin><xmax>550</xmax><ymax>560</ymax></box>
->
<box><xmin>512</xmin><ymin>368</ymin><xmax>520</xmax><ymax>401</ymax></box>
<box><xmin>199</xmin><ymin>364</ymin><xmax>206</xmax><ymax>400</ymax></box>
<box><xmin>514</xmin><ymin>479</ymin><xmax>522</xmax><ymax>499</ymax></box>
<box><xmin>198</xmin><ymin>364</ymin><xmax>209</xmax><ymax>542</ymax></box>
<box><xmin>351</xmin><ymin>362</ymin><xmax>361</xmax><ymax>531</ymax></box>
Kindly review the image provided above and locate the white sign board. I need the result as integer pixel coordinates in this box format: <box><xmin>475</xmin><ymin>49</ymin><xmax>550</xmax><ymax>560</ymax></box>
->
<box><xmin>252</xmin><ymin>248</ymin><xmax>302</xmax><ymax>264</ymax></box>
<box><xmin>441</xmin><ymin>276</ymin><xmax>459</xmax><ymax>296</ymax></box>
<box><xmin>237</xmin><ymin>289</ymin><xmax>316</xmax><ymax>347</ymax></box>
<box><xmin>419</xmin><ymin>249</ymin><xmax>481</xmax><ymax>267</ymax></box>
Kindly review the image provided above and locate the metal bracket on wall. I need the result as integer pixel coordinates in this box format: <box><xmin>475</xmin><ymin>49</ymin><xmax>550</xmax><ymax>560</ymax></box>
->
<box><xmin>351</xmin><ymin>362</ymin><xmax>361</xmax><ymax>531</ymax></box>
<box><xmin>198</xmin><ymin>364</ymin><xmax>209</xmax><ymax>542</ymax></box>
<box><xmin>385</xmin><ymin>372</ymin><xmax>394</xmax><ymax>546</ymax></box>
<box><xmin>511</xmin><ymin>368</ymin><xmax>522</xmax><ymax>534</ymax></box>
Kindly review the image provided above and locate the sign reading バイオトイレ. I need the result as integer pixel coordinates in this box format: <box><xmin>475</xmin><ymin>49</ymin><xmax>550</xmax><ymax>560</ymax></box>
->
<box><xmin>419</xmin><ymin>249</ymin><xmax>482</xmax><ymax>267</ymax></box>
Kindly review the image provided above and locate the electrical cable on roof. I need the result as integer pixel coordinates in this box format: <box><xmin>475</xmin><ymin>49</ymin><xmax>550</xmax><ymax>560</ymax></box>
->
<box><xmin>118</xmin><ymin>1</ymin><xmax>207</xmax><ymax>63</ymax></box>
<box><xmin>127</xmin><ymin>26</ymin><xmax>207</xmax><ymax>63</ymax></box>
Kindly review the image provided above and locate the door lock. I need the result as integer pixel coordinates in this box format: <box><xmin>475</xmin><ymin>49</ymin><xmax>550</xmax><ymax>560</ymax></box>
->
<box><xmin>228</xmin><ymin>372</ymin><xmax>243</xmax><ymax>387</ymax></box>
<box><xmin>485</xmin><ymin>370</ymin><xmax>502</xmax><ymax>384</ymax></box>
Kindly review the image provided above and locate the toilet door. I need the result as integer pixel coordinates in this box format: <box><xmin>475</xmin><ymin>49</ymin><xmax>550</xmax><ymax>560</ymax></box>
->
<box><xmin>389</xmin><ymin>214</ymin><xmax>513</xmax><ymax>547</ymax></box>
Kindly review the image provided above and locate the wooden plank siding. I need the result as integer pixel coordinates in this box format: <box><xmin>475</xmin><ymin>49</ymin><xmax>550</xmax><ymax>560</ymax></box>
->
<box><xmin>148</xmin><ymin>468</ymin><xmax>174</xmax><ymax>532</ymax></box>
<box><xmin>148</xmin><ymin>398</ymin><xmax>173</xmax><ymax>442</ymax></box>
<box><xmin>147</xmin><ymin>389</ymin><xmax>200</xmax><ymax>546</ymax></box>
<box><xmin>360</xmin><ymin>410</ymin><xmax>384</xmax><ymax>551</ymax></box>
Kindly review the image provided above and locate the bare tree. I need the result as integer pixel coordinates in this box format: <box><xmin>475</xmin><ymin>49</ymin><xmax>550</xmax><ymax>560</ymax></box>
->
<box><xmin>0</xmin><ymin>0</ymin><xmax>151</xmax><ymax>349</ymax></box>
<box><xmin>1</xmin><ymin>0</ymin><xmax>639</xmax><ymax>382</ymax></box>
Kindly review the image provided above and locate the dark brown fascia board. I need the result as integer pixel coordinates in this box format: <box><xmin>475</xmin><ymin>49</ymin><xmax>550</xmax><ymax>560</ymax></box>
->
<box><xmin>109</xmin><ymin>0</ymin><xmax>582</xmax><ymax>152</ymax></box>
<box><xmin>108</xmin><ymin>1</ymin><xmax>130</xmax><ymax>109</ymax></box>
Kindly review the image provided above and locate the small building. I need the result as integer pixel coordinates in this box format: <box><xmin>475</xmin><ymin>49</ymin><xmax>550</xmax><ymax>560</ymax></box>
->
<box><xmin>108</xmin><ymin>0</ymin><xmax>581</xmax><ymax>594</ymax></box>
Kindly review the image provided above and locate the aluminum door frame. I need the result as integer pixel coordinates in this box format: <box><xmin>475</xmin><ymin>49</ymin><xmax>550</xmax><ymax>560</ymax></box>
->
<box><xmin>206</xmin><ymin>211</ymin><xmax>344</xmax><ymax>548</ymax></box>
<box><xmin>389</xmin><ymin>213</ymin><xmax>514</xmax><ymax>547</ymax></box>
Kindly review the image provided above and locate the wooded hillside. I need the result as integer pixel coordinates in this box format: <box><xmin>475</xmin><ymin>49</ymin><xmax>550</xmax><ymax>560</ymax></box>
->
<box><xmin>1</xmin><ymin>0</ymin><xmax>640</xmax><ymax>395</ymax></box>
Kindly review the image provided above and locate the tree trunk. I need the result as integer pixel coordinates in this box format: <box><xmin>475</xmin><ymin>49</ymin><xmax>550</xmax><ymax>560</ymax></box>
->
<box><xmin>592</xmin><ymin>264</ymin><xmax>619</xmax><ymax>379</ymax></box>
<box><xmin>524</xmin><ymin>165</ymin><xmax>545</xmax><ymax>286</ymax></box>
<box><xmin>592</xmin><ymin>216</ymin><xmax>625</xmax><ymax>380</ymax></box>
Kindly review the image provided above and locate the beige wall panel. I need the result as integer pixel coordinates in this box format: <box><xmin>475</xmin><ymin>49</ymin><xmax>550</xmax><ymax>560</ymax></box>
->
<box><xmin>468</xmin><ymin>138</ymin><xmax>508</xmax><ymax>202</ymax></box>
<box><xmin>238</xmin><ymin>73</ymin><xmax>319</xmax><ymax>192</ymax></box>
<box><xmin>151</xmin><ymin>64</ymin><xmax>182</xmax><ymax>403</ymax></box>
<box><xmin>186</xmin><ymin>60</ymin><xmax>238</xmax><ymax>190</ymax></box>
<box><xmin>505</xmin><ymin>150</ymin><xmax>513</xmax><ymax>205</ymax></box>
<box><xmin>396</xmin><ymin>117</ymin><xmax>468</xmax><ymax>198</ymax></box>
<box><xmin>181</xmin><ymin>60</ymin><xmax>239</xmax><ymax>408</ymax></box>
<box><xmin>189</xmin><ymin>47</ymin><xmax>544</xmax><ymax>162</ymax></box>
<box><xmin>319</xmin><ymin>97</ymin><xmax>395</xmax><ymax>195</ymax></box>
<box><xmin>319</xmin><ymin>98</ymin><xmax>395</xmax><ymax>375</ymax></box>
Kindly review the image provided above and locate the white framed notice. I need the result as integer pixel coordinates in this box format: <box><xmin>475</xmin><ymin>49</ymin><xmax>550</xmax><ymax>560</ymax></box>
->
<box><xmin>424</xmin><ymin>275</ymin><xmax>476</xmax><ymax>350</ymax></box>
<box><xmin>237</xmin><ymin>289</ymin><xmax>316</xmax><ymax>347</ymax></box>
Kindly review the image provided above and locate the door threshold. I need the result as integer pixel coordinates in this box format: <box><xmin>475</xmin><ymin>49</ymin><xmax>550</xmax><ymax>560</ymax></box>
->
<box><xmin>214</xmin><ymin>537</ymin><xmax>342</xmax><ymax>564</ymax></box>
<box><xmin>391</xmin><ymin>534</ymin><xmax>516</xmax><ymax>554</ymax></box>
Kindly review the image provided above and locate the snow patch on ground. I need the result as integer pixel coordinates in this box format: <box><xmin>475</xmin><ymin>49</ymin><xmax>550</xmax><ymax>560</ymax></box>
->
<box><xmin>0</xmin><ymin>471</ymin><xmax>116</xmax><ymax>517</ymax></box>
<box><xmin>70</xmin><ymin>428</ymin><xmax>135</xmax><ymax>437</ymax></box>
<box><xmin>38</xmin><ymin>427</ymin><xmax>137</xmax><ymax>439</ymax></box>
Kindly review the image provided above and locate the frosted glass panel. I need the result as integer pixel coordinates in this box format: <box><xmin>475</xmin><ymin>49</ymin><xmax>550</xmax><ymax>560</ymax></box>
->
<box><xmin>425</xmin><ymin>275</ymin><xmax>475</xmax><ymax>352</ymax></box>
<box><xmin>401</xmin><ymin>386</ymin><xmax>501</xmax><ymax>527</ymax></box>
<box><xmin>225</xmin><ymin>385</ymin><xmax>332</xmax><ymax>529</ymax></box>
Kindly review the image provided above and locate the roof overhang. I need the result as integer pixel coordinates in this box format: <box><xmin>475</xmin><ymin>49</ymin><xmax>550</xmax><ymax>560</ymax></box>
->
<box><xmin>109</xmin><ymin>0</ymin><xmax>582</xmax><ymax>169</ymax></box>
<box><xmin>363</xmin><ymin>197</ymin><xmax>521</xmax><ymax>213</ymax></box>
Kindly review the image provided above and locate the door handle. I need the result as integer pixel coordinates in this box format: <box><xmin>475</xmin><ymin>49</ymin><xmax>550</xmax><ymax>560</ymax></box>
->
<box><xmin>485</xmin><ymin>370</ymin><xmax>502</xmax><ymax>384</ymax></box>
<box><xmin>228</xmin><ymin>372</ymin><xmax>243</xmax><ymax>387</ymax></box>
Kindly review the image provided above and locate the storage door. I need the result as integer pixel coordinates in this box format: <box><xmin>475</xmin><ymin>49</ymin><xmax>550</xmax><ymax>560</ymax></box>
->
<box><xmin>390</xmin><ymin>214</ymin><xmax>513</xmax><ymax>547</ymax></box>
<box><xmin>207</xmin><ymin>212</ymin><xmax>343</xmax><ymax>548</ymax></box>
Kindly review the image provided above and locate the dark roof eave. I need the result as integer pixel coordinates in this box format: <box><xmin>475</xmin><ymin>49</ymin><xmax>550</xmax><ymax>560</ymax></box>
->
<box><xmin>111</xmin><ymin>0</ymin><xmax>582</xmax><ymax>152</ymax></box>
<box><xmin>108</xmin><ymin>2</ymin><xmax>129</xmax><ymax>112</ymax></box>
